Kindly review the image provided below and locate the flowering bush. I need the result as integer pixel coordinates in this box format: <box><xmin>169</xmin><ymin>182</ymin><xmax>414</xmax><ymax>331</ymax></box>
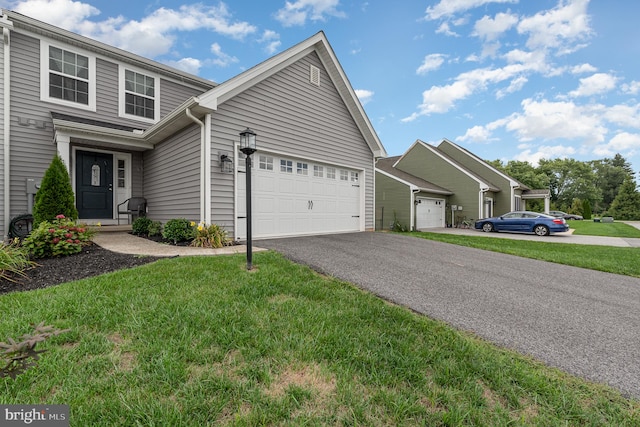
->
<box><xmin>23</xmin><ymin>215</ymin><xmax>95</xmax><ymax>258</ymax></box>
<box><xmin>191</xmin><ymin>222</ymin><xmax>231</xmax><ymax>248</ymax></box>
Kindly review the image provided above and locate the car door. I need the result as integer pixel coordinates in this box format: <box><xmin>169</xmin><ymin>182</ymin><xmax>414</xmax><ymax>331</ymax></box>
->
<box><xmin>496</xmin><ymin>213</ymin><xmax>520</xmax><ymax>231</ymax></box>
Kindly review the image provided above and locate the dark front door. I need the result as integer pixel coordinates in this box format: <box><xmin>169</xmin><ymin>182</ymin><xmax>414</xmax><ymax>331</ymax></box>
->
<box><xmin>76</xmin><ymin>150</ymin><xmax>113</xmax><ymax>219</ymax></box>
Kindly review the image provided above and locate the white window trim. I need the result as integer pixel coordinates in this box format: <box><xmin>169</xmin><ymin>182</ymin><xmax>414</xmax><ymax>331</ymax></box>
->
<box><xmin>118</xmin><ymin>65</ymin><xmax>160</xmax><ymax>124</ymax></box>
<box><xmin>40</xmin><ymin>39</ymin><xmax>96</xmax><ymax>111</ymax></box>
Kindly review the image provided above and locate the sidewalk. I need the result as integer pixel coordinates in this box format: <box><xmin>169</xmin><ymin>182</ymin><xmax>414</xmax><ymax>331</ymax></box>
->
<box><xmin>92</xmin><ymin>231</ymin><xmax>263</xmax><ymax>257</ymax></box>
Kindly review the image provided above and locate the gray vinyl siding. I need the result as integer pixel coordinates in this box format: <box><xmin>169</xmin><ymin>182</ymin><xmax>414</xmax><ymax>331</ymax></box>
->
<box><xmin>208</xmin><ymin>51</ymin><xmax>375</xmax><ymax>235</ymax></box>
<box><xmin>0</xmin><ymin>37</ymin><xmax>4</xmax><ymax>237</ymax></box>
<box><xmin>375</xmin><ymin>172</ymin><xmax>411</xmax><ymax>230</ymax></box>
<box><xmin>143</xmin><ymin>124</ymin><xmax>201</xmax><ymax>222</ymax></box>
<box><xmin>160</xmin><ymin>78</ymin><xmax>208</xmax><ymax>118</ymax></box>
<box><xmin>5</xmin><ymin>31</ymin><xmax>208</xmax><ymax>227</ymax></box>
<box><xmin>396</xmin><ymin>144</ymin><xmax>480</xmax><ymax>222</ymax></box>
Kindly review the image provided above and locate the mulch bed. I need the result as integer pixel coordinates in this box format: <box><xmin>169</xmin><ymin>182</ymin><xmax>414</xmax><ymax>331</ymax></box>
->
<box><xmin>0</xmin><ymin>243</ymin><xmax>164</xmax><ymax>296</ymax></box>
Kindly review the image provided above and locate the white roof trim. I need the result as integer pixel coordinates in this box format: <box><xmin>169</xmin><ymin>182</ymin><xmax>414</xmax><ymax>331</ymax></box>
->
<box><xmin>440</xmin><ymin>138</ymin><xmax>521</xmax><ymax>188</ymax></box>
<box><xmin>375</xmin><ymin>167</ymin><xmax>452</xmax><ymax>195</ymax></box>
<box><xmin>399</xmin><ymin>140</ymin><xmax>492</xmax><ymax>190</ymax></box>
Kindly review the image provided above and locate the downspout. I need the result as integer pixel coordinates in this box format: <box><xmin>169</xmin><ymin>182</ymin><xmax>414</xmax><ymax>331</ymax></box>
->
<box><xmin>185</xmin><ymin>108</ymin><xmax>205</xmax><ymax>224</ymax></box>
<box><xmin>2</xmin><ymin>14</ymin><xmax>12</xmax><ymax>239</ymax></box>
<box><xmin>203</xmin><ymin>113</ymin><xmax>212</xmax><ymax>224</ymax></box>
<box><xmin>411</xmin><ymin>188</ymin><xmax>419</xmax><ymax>231</ymax></box>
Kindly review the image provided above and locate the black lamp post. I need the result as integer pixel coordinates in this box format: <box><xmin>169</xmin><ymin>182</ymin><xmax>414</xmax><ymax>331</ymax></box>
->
<box><xmin>239</xmin><ymin>127</ymin><xmax>257</xmax><ymax>270</ymax></box>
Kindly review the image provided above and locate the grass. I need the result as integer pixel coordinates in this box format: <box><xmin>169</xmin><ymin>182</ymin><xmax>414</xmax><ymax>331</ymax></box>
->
<box><xmin>408</xmin><ymin>231</ymin><xmax>640</xmax><ymax>277</ymax></box>
<box><xmin>1</xmin><ymin>252</ymin><xmax>639</xmax><ymax>426</ymax></box>
<box><xmin>568</xmin><ymin>220</ymin><xmax>640</xmax><ymax>237</ymax></box>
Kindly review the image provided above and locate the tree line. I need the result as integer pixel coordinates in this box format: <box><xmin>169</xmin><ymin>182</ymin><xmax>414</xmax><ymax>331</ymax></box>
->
<box><xmin>487</xmin><ymin>153</ymin><xmax>640</xmax><ymax>220</ymax></box>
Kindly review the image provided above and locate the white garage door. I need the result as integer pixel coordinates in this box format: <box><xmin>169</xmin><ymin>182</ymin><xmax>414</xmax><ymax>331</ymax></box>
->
<box><xmin>237</xmin><ymin>154</ymin><xmax>362</xmax><ymax>239</ymax></box>
<box><xmin>415</xmin><ymin>198</ymin><xmax>445</xmax><ymax>229</ymax></box>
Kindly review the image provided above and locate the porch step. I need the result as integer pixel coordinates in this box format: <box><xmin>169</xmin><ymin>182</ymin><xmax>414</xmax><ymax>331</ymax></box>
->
<box><xmin>91</xmin><ymin>225</ymin><xmax>132</xmax><ymax>233</ymax></box>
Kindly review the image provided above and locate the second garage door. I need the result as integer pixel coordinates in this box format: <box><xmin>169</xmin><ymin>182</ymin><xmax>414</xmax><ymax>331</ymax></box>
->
<box><xmin>237</xmin><ymin>154</ymin><xmax>363</xmax><ymax>239</ymax></box>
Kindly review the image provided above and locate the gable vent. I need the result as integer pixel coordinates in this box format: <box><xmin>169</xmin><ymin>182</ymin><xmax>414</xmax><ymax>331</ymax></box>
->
<box><xmin>310</xmin><ymin>65</ymin><xmax>320</xmax><ymax>86</ymax></box>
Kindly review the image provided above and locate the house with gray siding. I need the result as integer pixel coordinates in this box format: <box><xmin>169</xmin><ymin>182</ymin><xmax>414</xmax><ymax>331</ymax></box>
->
<box><xmin>376</xmin><ymin>139</ymin><xmax>549</xmax><ymax>230</ymax></box>
<box><xmin>0</xmin><ymin>10</ymin><xmax>386</xmax><ymax>240</ymax></box>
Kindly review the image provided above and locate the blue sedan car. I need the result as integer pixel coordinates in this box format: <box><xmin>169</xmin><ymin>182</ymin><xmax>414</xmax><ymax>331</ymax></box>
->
<box><xmin>474</xmin><ymin>211</ymin><xmax>570</xmax><ymax>236</ymax></box>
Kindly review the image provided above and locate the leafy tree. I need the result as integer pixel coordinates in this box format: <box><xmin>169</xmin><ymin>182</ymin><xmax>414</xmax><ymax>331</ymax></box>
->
<box><xmin>569</xmin><ymin>198</ymin><xmax>583</xmax><ymax>215</ymax></box>
<box><xmin>538</xmin><ymin>158</ymin><xmax>601</xmax><ymax>210</ymax></box>
<box><xmin>33</xmin><ymin>155</ymin><xmax>78</xmax><ymax>227</ymax></box>
<box><xmin>582</xmin><ymin>199</ymin><xmax>592</xmax><ymax>220</ymax></box>
<box><xmin>589</xmin><ymin>154</ymin><xmax>633</xmax><ymax>213</ymax></box>
<box><xmin>607</xmin><ymin>176</ymin><xmax>640</xmax><ymax>220</ymax></box>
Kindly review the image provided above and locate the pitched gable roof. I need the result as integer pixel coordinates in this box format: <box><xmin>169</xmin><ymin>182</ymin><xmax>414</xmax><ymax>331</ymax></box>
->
<box><xmin>376</xmin><ymin>156</ymin><xmax>453</xmax><ymax>195</ymax></box>
<box><xmin>197</xmin><ymin>31</ymin><xmax>386</xmax><ymax>158</ymax></box>
<box><xmin>438</xmin><ymin>139</ymin><xmax>530</xmax><ymax>190</ymax></box>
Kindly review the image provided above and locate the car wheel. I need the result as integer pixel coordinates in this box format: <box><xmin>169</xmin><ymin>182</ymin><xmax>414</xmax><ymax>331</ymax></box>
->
<box><xmin>482</xmin><ymin>222</ymin><xmax>494</xmax><ymax>232</ymax></box>
<box><xmin>534</xmin><ymin>225</ymin><xmax>549</xmax><ymax>236</ymax></box>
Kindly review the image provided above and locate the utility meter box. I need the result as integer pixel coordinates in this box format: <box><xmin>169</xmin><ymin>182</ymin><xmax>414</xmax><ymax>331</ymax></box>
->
<box><xmin>26</xmin><ymin>178</ymin><xmax>40</xmax><ymax>195</ymax></box>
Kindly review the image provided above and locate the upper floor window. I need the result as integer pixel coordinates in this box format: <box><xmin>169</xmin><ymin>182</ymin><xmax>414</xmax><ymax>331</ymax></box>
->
<box><xmin>41</xmin><ymin>41</ymin><xmax>96</xmax><ymax>111</ymax></box>
<box><xmin>120</xmin><ymin>67</ymin><xmax>159</xmax><ymax>122</ymax></box>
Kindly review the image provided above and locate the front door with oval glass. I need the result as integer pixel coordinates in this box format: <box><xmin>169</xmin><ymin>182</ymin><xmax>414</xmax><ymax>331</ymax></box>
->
<box><xmin>76</xmin><ymin>150</ymin><xmax>113</xmax><ymax>219</ymax></box>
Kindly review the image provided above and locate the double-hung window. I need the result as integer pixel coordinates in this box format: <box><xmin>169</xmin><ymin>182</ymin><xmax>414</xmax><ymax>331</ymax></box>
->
<box><xmin>41</xmin><ymin>41</ymin><xmax>96</xmax><ymax>110</ymax></box>
<box><xmin>120</xmin><ymin>68</ymin><xmax>159</xmax><ymax>122</ymax></box>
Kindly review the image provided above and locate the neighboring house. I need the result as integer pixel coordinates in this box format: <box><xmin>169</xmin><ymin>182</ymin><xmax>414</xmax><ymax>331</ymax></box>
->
<box><xmin>375</xmin><ymin>139</ymin><xmax>549</xmax><ymax>230</ymax></box>
<box><xmin>0</xmin><ymin>10</ymin><xmax>386</xmax><ymax>240</ymax></box>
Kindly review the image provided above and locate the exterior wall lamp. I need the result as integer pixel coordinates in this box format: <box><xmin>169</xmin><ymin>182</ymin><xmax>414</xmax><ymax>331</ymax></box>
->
<box><xmin>219</xmin><ymin>153</ymin><xmax>233</xmax><ymax>173</ymax></box>
<box><xmin>239</xmin><ymin>127</ymin><xmax>257</xmax><ymax>270</ymax></box>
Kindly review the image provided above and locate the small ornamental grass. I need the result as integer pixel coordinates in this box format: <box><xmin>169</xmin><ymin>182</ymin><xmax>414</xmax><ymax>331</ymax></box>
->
<box><xmin>191</xmin><ymin>222</ymin><xmax>231</xmax><ymax>248</ymax></box>
<box><xmin>23</xmin><ymin>215</ymin><xmax>95</xmax><ymax>258</ymax></box>
<box><xmin>0</xmin><ymin>239</ymin><xmax>35</xmax><ymax>282</ymax></box>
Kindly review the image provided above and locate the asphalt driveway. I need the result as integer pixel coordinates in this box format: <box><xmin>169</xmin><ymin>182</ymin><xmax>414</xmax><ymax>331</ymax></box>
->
<box><xmin>259</xmin><ymin>232</ymin><xmax>640</xmax><ymax>399</ymax></box>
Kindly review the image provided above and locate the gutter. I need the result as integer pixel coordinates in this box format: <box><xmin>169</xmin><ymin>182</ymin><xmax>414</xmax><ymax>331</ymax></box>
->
<box><xmin>185</xmin><ymin>108</ymin><xmax>206</xmax><ymax>224</ymax></box>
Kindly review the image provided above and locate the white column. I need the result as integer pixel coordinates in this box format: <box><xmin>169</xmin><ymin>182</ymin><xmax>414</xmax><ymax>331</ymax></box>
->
<box><xmin>55</xmin><ymin>133</ymin><xmax>71</xmax><ymax>175</ymax></box>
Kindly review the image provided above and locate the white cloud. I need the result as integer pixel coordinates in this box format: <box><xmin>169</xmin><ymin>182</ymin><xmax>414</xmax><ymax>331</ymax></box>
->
<box><xmin>164</xmin><ymin>57</ymin><xmax>202</xmax><ymax>75</ymax></box>
<box><xmin>514</xmin><ymin>144</ymin><xmax>577</xmax><ymax>166</ymax></box>
<box><xmin>210</xmin><ymin>43</ymin><xmax>239</xmax><ymax>67</ymax></box>
<box><xmin>10</xmin><ymin>1</ymin><xmax>257</xmax><ymax>58</ymax></box>
<box><xmin>568</xmin><ymin>73</ymin><xmax>617</xmax><ymax>97</ymax></box>
<box><xmin>496</xmin><ymin>75</ymin><xmax>528</xmax><ymax>98</ymax></box>
<box><xmin>622</xmin><ymin>81</ymin><xmax>640</xmax><ymax>95</ymax></box>
<box><xmin>473</xmin><ymin>12</ymin><xmax>519</xmax><ymax>41</ymax></box>
<box><xmin>517</xmin><ymin>0</ymin><xmax>592</xmax><ymax>54</ymax></box>
<box><xmin>503</xmin><ymin>98</ymin><xmax>607</xmax><ymax>144</ymax></box>
<box><xmin>11</xmin><ymin>0</ymin><xmax>100</xmax><ymax>30</ymax></box>
<box><xmin>355</xmin><ymin>89</ymin><xmax>374</xmax><ymax>105</ymax></box>
<box><xmin>259</xmin><ymin>30</ymin><xmax>281</xmax><ymax>55</ymax></box>
<box><xmin>571</xmin><ymin>63</ymin><xmax>597</xmax><ymax>74</ymax></box>
<box><xmin>425</xmin><ymin>0</ymin><xmax>518</xmax><ymax>21</ymax></box>
<box><xmin>594</xmin><ymin>132</ymin><xmax>640</xmax><ymax>157</ymax></box>
<box><xmin>274</xmin><ymin>0</ymin><xmax>345</xmax><ymax>27</ymax></box>
<box><xmin>458</xmin><ymin>125</ymin><xmax>493</xmax><ymax>142</ymax></box>
<box><xmin>416</xmin><ymin>54</ymin><xmax>447</xmax><ymax>75</ymax></box>
<box><xmin>435</xmin><ymin>22</ymin><xmax>459</xmax><ymax>37</ymax></box>
<box><xmin>603</xmin><ymin>104</ymin><xmax>640</xmax><ymax>128</ymax></box>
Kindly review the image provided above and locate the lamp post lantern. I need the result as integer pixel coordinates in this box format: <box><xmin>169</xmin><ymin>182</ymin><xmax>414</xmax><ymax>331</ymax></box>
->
<box><xmin>239</xmin><ymin>127</ymin><xmax>257</xmax><ymax>270</ymax></box>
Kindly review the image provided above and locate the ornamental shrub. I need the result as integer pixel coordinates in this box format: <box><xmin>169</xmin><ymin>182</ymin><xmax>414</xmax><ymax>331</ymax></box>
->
<box><xmin>148</xmin><ymin>221</ymin><xmax>163</xmax><ymax>237</ymax></box>
<box><xmin>33</xmin><ymin>155</ymin><xmax>78</xmax><ymax>227</ymax></box>
<box><xmin>23</xmin><ymin>215</ymin><xmax>94</xmax><ymax>258</ymax></box>
<box><xmin>132</xmin><ymin>217</ymin><xmax>153</xmax><ymax>236</ymax></box>
<box><xmin>0</xmin><ymin>239</ymin><xmax>35</xmax><ymax>282</ymax></box>
<box><xmin>162</xmin><ymin>218</ymin><xmax>195</xmax><ymax>244</ymax></box>
<box><xmin>582</xmin><ymin>199</ymin><xmax>592</xmax><ymax>220</ymax></box>
<box><xmin>191</xmin><ymin>222</ymin><xmax>231</xmax><ymax>248</ymax></box>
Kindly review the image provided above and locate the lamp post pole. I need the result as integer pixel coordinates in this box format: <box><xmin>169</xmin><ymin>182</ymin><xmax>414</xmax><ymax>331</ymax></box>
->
<box><xmin>245</xmin><ymin>152</ymin><xmax>253</xmax><ymax>270</ymax></box>
<box><xmin>239</xmin><ymin>128</ymin><xmax>257</xmax><ymax>271</ymax></box>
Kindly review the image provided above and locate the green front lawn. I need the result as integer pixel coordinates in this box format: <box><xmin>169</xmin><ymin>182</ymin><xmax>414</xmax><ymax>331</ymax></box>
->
<box><xmin>568</xmin><ymin>220</ymin><xmax>640</xmax><ymax>237</ymax></box>
<box><xmin>409</xmin><ymin>232</ymin><xmax>640</xmax><ymax>277</ymax></box>
<box><xmin>2</xmin><ymin>252</ymin><xmax>638</xmax><ymax>425</ymax></box>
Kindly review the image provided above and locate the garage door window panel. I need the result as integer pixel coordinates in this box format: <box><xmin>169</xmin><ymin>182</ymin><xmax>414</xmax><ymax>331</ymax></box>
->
<box><xmin>259</xmin><ymin>155</ymin><xmax>274</xmax><ymax>171</ymax></box>
<box><xmin>280</xmin><ymin>159</ymin><xmax>293</xmax><ymax>173</ymax></box>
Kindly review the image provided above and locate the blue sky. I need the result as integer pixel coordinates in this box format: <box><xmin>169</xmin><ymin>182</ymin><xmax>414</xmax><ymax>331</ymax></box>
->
<box><xmin>3</xmin><ymin>0</ymin><xmax>640</xmax><ymax>173</ymax></box>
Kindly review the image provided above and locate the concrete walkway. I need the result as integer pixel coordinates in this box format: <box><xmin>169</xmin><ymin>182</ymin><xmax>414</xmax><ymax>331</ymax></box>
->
<box><xmin>92</xmin><ymin>231</ymin><xmax>259</xmax><ymax>257</ymax></box>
